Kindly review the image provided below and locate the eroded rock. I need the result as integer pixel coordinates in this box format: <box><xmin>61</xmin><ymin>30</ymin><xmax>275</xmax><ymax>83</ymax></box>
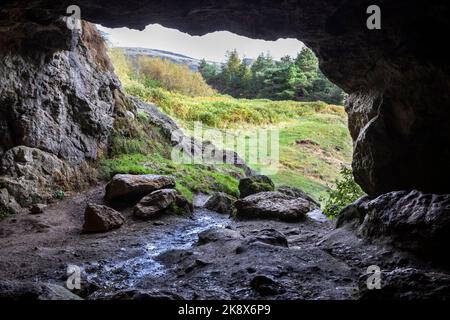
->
<box><xmin>82</xmin><ymin>203</ymin><xmax>125</xmax><ymax>233</ymax></box>
<box><xmin>105</xmin><ymin>174</ymin><xmax>175</xmax><ymax>202</ymax></box>
<box><xmin>235</xmin><ymin>192</ymin><xmax>315</xmax><ymax>222</ymax></box>
<box><xmin>204</xmin><ymin>192</ymin><xmax>237</xmax><ymax>214</ymax></box>
<box><xmin>337</xmin><ymin>190</ymin><xmax>450</xmax><ymax>261</ymax></box>
<box><xmin>133</xmin><ymin>189</ymin><xmax>192</xmax><ymax>219</ymax></box>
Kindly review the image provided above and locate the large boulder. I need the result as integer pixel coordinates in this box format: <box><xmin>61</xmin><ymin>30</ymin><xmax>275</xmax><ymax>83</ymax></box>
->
<box><xmin>234</xmin><ymin>191</ymin><xmax>316</xmax><ymax>222</ymax></box>
<box><xmin>277</xmin><ymin>186</ymin><xmax>320</xmax><ymax>208</ymax></box>
<box><xmin>238</xmin><ymin>175</ymin><xmax>275</xmax><ymax>198</ymax></box>
<box><xmin>204</xmin><ymin>192</ymin><xmax>237</xmax><ymax>214</ymax></box>
<box><xmin>337</xmin><ymin>190</ymin><xmax>450</xmax><ymax>261</ymax></box>
<box><xmin>105</xmin><ymin>174</ymin><xmax>175</xmax><ymax>202</ymax></box>
<box><xmin>133</xmin><ymin>189</ymin><xmax>192</xmax><ymax>220</ymax></box>
<box><xmin>82</xmin><ymin>203</ymin><xmax>125</xmax><ymax>233</ymax></box>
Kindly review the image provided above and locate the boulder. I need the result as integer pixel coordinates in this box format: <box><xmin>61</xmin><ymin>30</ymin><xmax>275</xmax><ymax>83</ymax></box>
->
<box><xmin>238</xmin><ymin>175</ymin><xmax>275</xmax><ymax>198</ymax></box>
<box><xmin>29</xmin><ymin>203</ymin><xmax>47</xmax><ymax>215</ymax></box>
<box><xmin>133</xmin><ymin>189</ymin><xmax>192</xmax><ymax>220</ymax></box>
<box><xmin>358</xmin><ymin>268</ymin><xmax>450</xmax><ymax>300</ymax></box>
<box><xmin>0</xmin><ymin>280</ymin><xmax>82</xmax><ymax>300</ymax></box>
<box><xmin>204</xmin><ymin>192</ymin><xmax>237</xmax><ymax>214</ymax></box>
<box><xmin>250</xmin><ymin>275</ymin><xmax>286</xmax><ymax>296</ymax></box>
<box><xmin>105</xmin><ymin>174</ymin><xmax>175</xmax><ymax>202</ymax></box>
<box><xmin>337</xmin><ymin>190</ymin><xmax>450</xmax><ymax>261</ymax></box>
<box><xmin>82</xmin><ymin>203</ymin><xmax>125</xmax><ymax>233</ymax></box>
<box><xmin>277</xmin><ymin>186</ymin><xmax>320</xmax><ymax>208</ymax></box>
<box><xmin>234</xmin><ymin>192</ymin><xmax>315</xmax><ymax>222</ymax></box>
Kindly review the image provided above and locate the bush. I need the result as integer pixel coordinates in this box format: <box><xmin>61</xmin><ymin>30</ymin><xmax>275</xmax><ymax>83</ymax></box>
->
<box><xmin>136</xmin><ymin>56</ymin><xmax>215</xmax><ymax>96</ymax></box>
<box><xmin>322</xmin><ymin>166</ymin><xmax>365</xmax><ymax>218</ymax></box>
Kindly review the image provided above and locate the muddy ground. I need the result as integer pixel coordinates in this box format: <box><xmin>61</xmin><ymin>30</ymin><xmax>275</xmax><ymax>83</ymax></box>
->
<box><xmin>0</xmin><ymin>185</ymin><xmax>447</xmax><ymax>300</ymax></box>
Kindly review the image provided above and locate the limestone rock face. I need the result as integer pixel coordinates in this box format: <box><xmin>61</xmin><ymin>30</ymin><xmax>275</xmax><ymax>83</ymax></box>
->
<box><xmin>235</xmin><ymin>192</ymin><xmax>316</xmax><ymax>222</ymax></box>
<box><xmin>105</xmin><ymin>174</ymin><xmax>176</xmax><ymax>202</ymax></box>
<box><xmin>0</xmin><ymin>146</ymin><xmax>89</xmax><ymax>207</ymax></box>
<box><xmin>0</xmin><ymin>21</ymin><xmax>119</xmax><ymax>163</ymax></box>
<box><xmin>337</xmin><ymin>190</ymin><xmax>450</xmax><ymax>261</ymax></box>
<box><xmin>83</xmin><ymin>203</ymin><xmax>125</xmax><ymax>233</ymax></box>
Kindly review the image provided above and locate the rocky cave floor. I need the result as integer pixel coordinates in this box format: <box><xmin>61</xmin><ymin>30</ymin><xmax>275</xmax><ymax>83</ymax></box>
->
<box><xmin>0</xmin><ymin>185</ymin><xmax>448</xmax><ymax>300</ymax></box>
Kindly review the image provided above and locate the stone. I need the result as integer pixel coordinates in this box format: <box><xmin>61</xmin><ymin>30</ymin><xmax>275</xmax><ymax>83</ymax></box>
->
<box><xmin>250</xmin><ymin>275</ymin><xmax>286</xmax><ymax>296</ymax></box>
<box><xmin>82</xmin><ymin>203</ymin><xmax>125</xmax><ymax>233</ymax></box>
<box><xmin>110</xmin><ymin>289</ymin><xmax>184</xmax><ymax>300</ymax></box>
<box><xmin>133</xmin><ymin>189</ymin><xmax>178</xmax><ymax>220</ymax></box>
<box><xmin>0</xmin><ymin>280</ymin><xmax>82</xmax><ymax>300</ymax></box>
<box><xmin>0</xmin><ymin>146</ymin><xmax>86</xmax><ymax>207</ymax></box>
<box><xmin>29</xmin><ymin>203</ymin><xmax>47</xmax><ymax>215</ymax></box>
<box><xmin>0</xmin><ymin>188</ymin><xmax>22</xmax><ymax>215</ymax></box>
<box><xmin>245</xmin><ymin>229</ymin><xmax>289</xmax><ymax>248</ymax></box>
<box><xmin>204</xmin><ymin>192</ymin><xmax>237</xmax><ymax>214</ymax></box>
<box><xmin>238</xmin><ymin>175</ymin><xmax>275</xmax><ymax>198</ymax></box>
<box><xmin>337</xmin><ymin>191</ymin><xmax>450</xmax><ymax>261</ymax></box>
<box><xmin>197</xmin><ymin>228</ymin><xmax>242</xmax><ymax>245</ymax></box>
<box><xmin>358</xmin><ymin>268</ymin><xmax>450</xmax><ymax>300</ymax></box>
<box><xmin>234</xmin><ymin>192</ymin><xmax>315</xmax><ymax>222</ymax></box>
<box><xmin>277</xmin><ymin>186</ymin><xmax>320</xmax><ymax>208</ymax></box>
<box><xmin>105</xmin><ymin>174</ymin><xmax>175</xmax><ymax>202</ymax></box>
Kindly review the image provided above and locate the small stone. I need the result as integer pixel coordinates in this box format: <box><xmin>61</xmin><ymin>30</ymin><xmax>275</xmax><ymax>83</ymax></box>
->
<box><xmin>29</xmin><ymin>203</ymin><xmax>47</xmax><ymax>214</ymax></box>
<box><xmin>82</xmin><ymin>203</ymin><xmax>125</xmax><ymax>233</ymax></box>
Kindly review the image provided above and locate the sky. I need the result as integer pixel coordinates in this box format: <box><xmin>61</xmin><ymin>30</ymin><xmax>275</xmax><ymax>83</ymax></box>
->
<box><xmin>97</xmin><ymin>24</ymin><xmax>304</xmax><ymax>62</ymax></box>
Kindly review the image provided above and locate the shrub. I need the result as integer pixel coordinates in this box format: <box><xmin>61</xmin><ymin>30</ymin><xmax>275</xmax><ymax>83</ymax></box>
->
<box><xmin>322</xmin><ymin>166</ymin><xmax>365</xmax><ymax>218</ymax></box>
<box><xmin>136</xmin><ymin>56</ymin><xmax>215</xmax><ymax>96</ymax></box>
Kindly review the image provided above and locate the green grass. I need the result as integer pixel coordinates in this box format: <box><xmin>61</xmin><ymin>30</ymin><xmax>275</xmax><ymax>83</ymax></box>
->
<box><xmin>111</xmin><ymin>72</ymin><xmax>353</xmax><ymax>204</ymax></box>
<box><xmin>99</xmin><ymin>153</ymin><xmax>243</xmax><ymax>200</ymax></box>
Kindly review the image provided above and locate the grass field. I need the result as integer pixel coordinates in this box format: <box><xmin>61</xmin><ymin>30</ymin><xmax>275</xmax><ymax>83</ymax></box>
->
<box><xmin>127</xmin><ymin>86</ymin><xmax>353</xmax><ymax>201</ymax></box>
<box><xmin>108</xmin><ymin>50</ymin><xmax>353</xmax><ymax>203</ymax></box>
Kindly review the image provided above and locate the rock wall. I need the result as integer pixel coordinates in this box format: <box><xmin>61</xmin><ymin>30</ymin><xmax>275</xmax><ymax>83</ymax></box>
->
<box><xmin>0</xmin><ymin>20</ymin><xmax>120</xmax><ymax>162</ymax></box>
<box><xmin>1</xmin><ymin>0</ymin><xmax>450</xmax><ymax>197</ymax></box>
<box><xmin>1</xmin><ymin>0</ymin><xmax>449</xmax><ymax>196</ymax></box>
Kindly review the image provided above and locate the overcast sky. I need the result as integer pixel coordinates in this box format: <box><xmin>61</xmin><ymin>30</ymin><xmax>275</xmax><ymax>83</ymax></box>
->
<box><xmin>97</xmin><ymin>24</ymin><xmax>304</xmax><ymax>62</ymax></box>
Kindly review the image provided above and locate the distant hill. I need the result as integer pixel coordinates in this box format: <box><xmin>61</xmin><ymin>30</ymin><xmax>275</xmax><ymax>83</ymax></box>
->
<box><xmin>119</xmin><ymin>47</ymin><xmax>222</xmax><ymax>72</ymax></box>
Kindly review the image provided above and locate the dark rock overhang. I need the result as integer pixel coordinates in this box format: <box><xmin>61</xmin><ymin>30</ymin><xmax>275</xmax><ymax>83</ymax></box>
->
<box><xmin>1</xmin><ymin>0</ymin><xmax>449</xmax><ymax>195</ymax></box>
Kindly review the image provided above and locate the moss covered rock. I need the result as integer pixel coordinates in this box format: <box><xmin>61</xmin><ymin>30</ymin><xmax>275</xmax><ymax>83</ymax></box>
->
<box><xmin>238</xmin><ymin>175</ymin><xmax>275</xmax><ymax>198</ymax></box>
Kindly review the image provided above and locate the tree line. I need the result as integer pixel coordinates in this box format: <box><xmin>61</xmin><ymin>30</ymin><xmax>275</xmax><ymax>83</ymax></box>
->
<box><xmin>198</xmin><ymin>47</ymin><xmax>345</xmax><ymax>104</ymax></box>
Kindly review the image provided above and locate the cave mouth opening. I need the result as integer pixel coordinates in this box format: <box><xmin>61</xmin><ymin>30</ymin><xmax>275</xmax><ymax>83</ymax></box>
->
<box><xmin>96</xmin><ymin>22</ymin><xmax>353</xmax><ymax>208</ymax></box>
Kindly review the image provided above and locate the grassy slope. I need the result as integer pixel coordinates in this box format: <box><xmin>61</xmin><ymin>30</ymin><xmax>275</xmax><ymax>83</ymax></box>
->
<box><xmin>138</xmin><ymin>88</ymin><xmax>352</xmax><ymax>201</ymax></box>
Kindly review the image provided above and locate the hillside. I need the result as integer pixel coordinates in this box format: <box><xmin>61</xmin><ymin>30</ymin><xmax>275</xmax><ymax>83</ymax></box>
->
<box><xmin>121</xmin><ymin>47</ymin><xmax>222</xmax><ymax>72</ymax></box>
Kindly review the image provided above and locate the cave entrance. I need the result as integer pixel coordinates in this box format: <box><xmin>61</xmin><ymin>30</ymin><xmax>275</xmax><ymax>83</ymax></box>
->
<box><xmin>98</xmin><ymin>23</ymin><xmax>354</xmax><ymax>209</ymax></box>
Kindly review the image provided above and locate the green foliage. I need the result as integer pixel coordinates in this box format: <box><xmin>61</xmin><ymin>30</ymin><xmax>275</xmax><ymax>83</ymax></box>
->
<box><xmin>53</xmin><ymin>190</ymin><xmax>65</xmax><ymax>200</ymax></box>
<box><xmin>99</xmin><ymin>153</ymin><xmax>242</xmax><ymax>199</ymax></box>
<box><xmin>322</xmin><ymin>166</ymin><xmax>365</xmax><ymax>218</ymax></box>
<box><xmin>199</xmin><ymin>47</ymin><xmax>346</xmax><ymax>104</ymax></box>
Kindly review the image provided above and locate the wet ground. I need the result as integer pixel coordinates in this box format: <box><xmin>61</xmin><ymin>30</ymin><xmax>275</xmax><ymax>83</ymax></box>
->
<box><xmin>0</xmin><ymin>185</ymin><xmax>443</xmax><ymax>300</ymax></box>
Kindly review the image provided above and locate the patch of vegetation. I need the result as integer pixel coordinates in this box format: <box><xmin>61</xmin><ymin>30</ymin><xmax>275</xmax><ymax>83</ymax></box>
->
<box><xmin>53</xmin><ymin>190</ymin><xmax>65</xmax><ymax>200</ymax></box>
<box><xmin>107</xmin><ymin>47</ymin><xmax>354</xmax><ymax>203</ymax></box>
<box><xmin>322</xmin><ymin>166</ymin><xmax>365</xmax><ymax>218</ymax></box>
<box><xmin>199</xmin><ymin>48</ymin><xmax>346</xmax><ymax>104</ymax></box>
<box><xmin>99</xmin><ymin>153</ymin><xmax>243</xmax><ymax>199</ymax></box>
